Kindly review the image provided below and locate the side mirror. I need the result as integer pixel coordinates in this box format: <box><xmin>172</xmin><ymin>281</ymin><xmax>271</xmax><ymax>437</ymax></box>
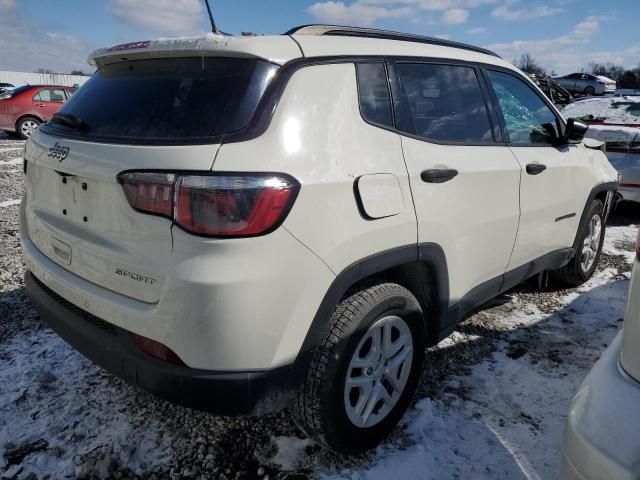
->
<box><xmin>564</xmin><ymin>118</ymin><xmax>589</xmax><ymax>144</ymax></box>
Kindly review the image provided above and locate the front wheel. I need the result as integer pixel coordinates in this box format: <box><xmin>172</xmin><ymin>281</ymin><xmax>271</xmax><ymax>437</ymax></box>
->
<box><xmin>584</xmin><ymin>86</ymin><xmax>595</xmax><ymax>95</ymax></box>
<box><xmin>554</xmin><ymin>199</ymin><xmax>605</xmax><ymax>287</ymax></box>
<box><xmin>293</xmin><ymin>283</ymin><xmax>425</xmax><ymax>453</ymax></box>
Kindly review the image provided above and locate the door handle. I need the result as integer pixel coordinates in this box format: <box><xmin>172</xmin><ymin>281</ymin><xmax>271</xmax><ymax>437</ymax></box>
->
<box><xmin>526</xmin><ymin>163</ymin><xmax>547</xmax><ymax>175</ymax></box>
<box><xmin>421</xmin><ymin>169</ymin><xmax>458</xmax><ymax>183</ymax></box>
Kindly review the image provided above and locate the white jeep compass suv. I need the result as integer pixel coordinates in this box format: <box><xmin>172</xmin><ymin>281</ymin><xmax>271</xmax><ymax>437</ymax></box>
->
<box><xmin>20</xmin><ymin>25</ymin><xmax>618</xmax><ymax>453</ymax></box>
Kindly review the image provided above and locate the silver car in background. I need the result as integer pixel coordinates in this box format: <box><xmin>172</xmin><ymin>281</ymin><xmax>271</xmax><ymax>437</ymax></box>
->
<box><xmin>562</xmin><ymin>229</ymin><xmax>640</xmax><ymax>480</ymax></box>
<box><xmin>555</xmin><ymin>73</ymin><xmax>606</xmax><ymax>96</ymax></box>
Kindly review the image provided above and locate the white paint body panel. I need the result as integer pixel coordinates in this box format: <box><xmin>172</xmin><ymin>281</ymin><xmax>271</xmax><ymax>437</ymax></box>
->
<box><xmin>622</xmin><ymin>259</ymin><xmax>640</xmax><ymax>381</ymax></box>
<box><xmin>400</xmin><ymin>140</ymin><xmax>521</xmax><ymax>302</ymax></box>
<box><xmin>506</xmin><ymin>144</ymin><xmax>616</xmax><ymax>270</ymax></box>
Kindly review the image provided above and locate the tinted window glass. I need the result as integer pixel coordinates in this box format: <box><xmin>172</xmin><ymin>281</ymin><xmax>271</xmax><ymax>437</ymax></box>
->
<box><xmin>35</xmin><ymin>89</ymin><xmax>66</xmax><ymax>102</ymax></box>
<box><xmin>357</xmin><ymin>63</ymin><xmax>393</xmax><ymax>128</ymax></box>
<box><xmin>395</xmin><ymin>63</ymin><xmax>493</xmax><ymax>143</ymax></box>
<box><xmin>487</xmin><ymin>70</ymin><xmax>561</xmax><ymax>144</ymax></box>
<box><xmin>44</xmin><ymin>57</ymin><xmax>278</xmax><ymax>143</ymax></box>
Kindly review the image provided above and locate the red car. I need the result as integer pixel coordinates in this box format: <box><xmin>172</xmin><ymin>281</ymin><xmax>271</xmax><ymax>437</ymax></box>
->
<box><xmin>0</xmin><ymin>85</ymin><xmax>76</xmax><ymax>139</ymax></box>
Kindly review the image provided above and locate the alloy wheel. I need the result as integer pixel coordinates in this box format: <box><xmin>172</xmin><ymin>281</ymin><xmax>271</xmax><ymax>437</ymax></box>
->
<box><xmin>580</xmin><ymin>213</ymin><xmax>602</xmax><ymax>272</ymax></box>
<box><xmin>344</xmin><ymin>315</ymin><xmax>414</xmax><ymax>428</ymax></box>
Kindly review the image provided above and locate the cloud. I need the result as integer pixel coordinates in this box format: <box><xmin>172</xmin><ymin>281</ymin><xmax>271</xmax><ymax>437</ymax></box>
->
<box><xmin>0</xmin><ymin>8</ymin><xmax>96</xmax><ymax>73</ymax></box>
<box><xmin>0</xmin><ymin>0</ymin><xmax>15</xmax><ymax>9</ymax></box>
<box><xmin>467</xmin><ymin>26</ymin><xmax>486</xmax><ymax>34</ymax></box>
<box><xmin>109</xmin><ymin>0</ymin><xmax>205</xmax><ymax>35</ymax></box>
<box><xmin>308</xmin><ymin>1</ymin><xmax>413</xmax><ymax>26</ymax></box>
<box><xmin>364</xmin><ymin>0</ymin><xmax>497</xmax><ymax>10</ymax></box>
<box><xmin>308</xmin><ymin>0</ymin><xmax>491</xmax><ymax>26</ymax></box>
<box><xmin>486</xmin><ymin>17</ymin><xmax>637</xmax><ymax>74</ymax></box>
<box><xmin>491</xmin><ymin>0</ymin><xmax>565</xmax><ymax>21</ymax></box>
<box><xmin>442</xmin><ymin>8</ymin><xmax>469</xmax><ymax>23</ymax></box>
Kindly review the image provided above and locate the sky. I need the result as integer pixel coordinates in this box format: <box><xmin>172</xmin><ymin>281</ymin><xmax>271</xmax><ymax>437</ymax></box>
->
<box><xmin>0</xmin><ymin>0</ymin><xmax>638</xmax><ymax>75</ymax></box>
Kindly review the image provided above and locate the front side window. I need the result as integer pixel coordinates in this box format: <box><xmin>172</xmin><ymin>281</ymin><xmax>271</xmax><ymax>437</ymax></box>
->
<box><xmin>486</xmin><ymin>70</ymin><xmax>562</xmax><ymax>145</ymax></box>
<box><xmin>356</xmin><ymin>63</ymin><xmax>393</xmax><ymax>128</ymax></box>
<box><xmin>394</xmin><ymin>63</ymin><xmax>493</xmax><ymax>143</ymax></box>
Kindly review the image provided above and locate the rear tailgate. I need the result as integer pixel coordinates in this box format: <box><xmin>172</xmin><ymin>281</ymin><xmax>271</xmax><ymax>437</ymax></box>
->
<box><xmin>23</xmin><ymin>131</ymin><xmax>218</xmax><ymax>303</ymax></box>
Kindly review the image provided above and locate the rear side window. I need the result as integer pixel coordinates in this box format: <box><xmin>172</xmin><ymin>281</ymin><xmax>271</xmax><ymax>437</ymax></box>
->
<box><xmin>356</xmin><ymin>63</ymin><xmax>394</xmax><ymax>128</ymax></box>
<box><xmin>34</xmin><ymin>89</ymin><xmax>67</xmax><ymax>102</ymax></box>
<box><xmin>43</xmin><ymin>57</ymin><xmax>278</xmax><ymax>143</ymax></box>
<box><xmin>394</xmin><ymin>63</ymin><xmax>493</xmax><ymax>143</ymax></box>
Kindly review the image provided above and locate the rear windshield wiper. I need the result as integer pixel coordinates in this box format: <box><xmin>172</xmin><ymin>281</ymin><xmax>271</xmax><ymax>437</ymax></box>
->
<box><xmin>51</xmin><ymin>113</ymin><xmax>88</xmax><ymax>131</ymax></box>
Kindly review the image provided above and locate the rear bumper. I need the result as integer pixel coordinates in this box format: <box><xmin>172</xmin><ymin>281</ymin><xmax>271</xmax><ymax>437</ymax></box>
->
<box><xmin>25</xmin><ymin>271</ymin><xmax>295</xmax><ymax>416</ymax></box>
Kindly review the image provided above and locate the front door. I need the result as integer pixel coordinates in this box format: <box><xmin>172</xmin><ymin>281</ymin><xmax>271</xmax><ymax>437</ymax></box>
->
<box><xmin>483</xmin><ymin>68</ymin><xmax>594</xmax><ymax>272</ymax></box>
<box><xmin>391</xmin><ymin>61</ymin><xmax>521</xmax><ymax>305</ymax></box>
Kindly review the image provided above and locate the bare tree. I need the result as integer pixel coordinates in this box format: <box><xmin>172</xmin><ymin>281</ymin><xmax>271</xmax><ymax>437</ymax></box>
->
<box><xmin>513</xmin><ymin>53</ymin><xmax>545</xmax><ymax>75</ymax></box>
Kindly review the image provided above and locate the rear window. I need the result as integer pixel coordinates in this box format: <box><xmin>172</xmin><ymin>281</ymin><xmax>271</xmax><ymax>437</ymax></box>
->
<box><xmin>41</xmin><ymin>57</ymin><xmax>278</xmax><ymax>143</ymax></box>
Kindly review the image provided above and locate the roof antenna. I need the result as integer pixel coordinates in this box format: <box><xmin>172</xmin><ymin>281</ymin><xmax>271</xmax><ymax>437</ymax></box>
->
<box><xmin>203</xmin><ymin>0</ymin><xmax>220</xmax><ymax>34</ymax></box>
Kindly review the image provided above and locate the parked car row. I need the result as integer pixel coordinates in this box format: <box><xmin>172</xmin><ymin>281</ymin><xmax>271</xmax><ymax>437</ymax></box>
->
<box><xmin>20</xmin><ymin>25</ymin><xmax>618</xmax><ymax>458</ymax></box>
<box><xmin>0</xmin><ymin>84</ymin><xmax>76</xmax><ymax>139</ymax></box>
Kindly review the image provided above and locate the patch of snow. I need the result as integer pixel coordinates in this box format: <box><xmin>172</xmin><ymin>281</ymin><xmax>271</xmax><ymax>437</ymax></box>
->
<box><xmin>0</xmin><ymin>199</ymin><xmax>20</xmax><ymax>208</ymax></box>
<box><xmin>0</xmin><ymin>147</ymin><xmax>22</xmax><ymax>153</ymax></box>
<box><xmin>0</xmin><ymin>330</ymin><xmax>174</xmax><ymax>477</ymax></box>
<box><xmin>586</xmin><ymin>124</ymin><xmax>639</xmax><ymax>144</ymax></box>
<box><xmin>326</xmin><ymin>227</ymin><xmax>632</xmax><ymax>479</ymax></box>
<box><xmin>271</xmin><ymin>436</ymin><xmax>315</xmax><ymax>470</ymax></box>
<box><xmin>1</xmin><ymin>158</ymin><xmax>23</xmax><ymax>166</ymax></box>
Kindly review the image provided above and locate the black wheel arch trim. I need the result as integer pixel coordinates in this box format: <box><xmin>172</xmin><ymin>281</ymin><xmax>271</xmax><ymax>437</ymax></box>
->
<box><xmin>292</xmin><ymin>243</ymin><xmax>450</xmax><ymax>381</ymax></box>
<box><xmin>570</xmin><ymin>181</ymin><xmax>618</xmax><ymax>258</ymax></box>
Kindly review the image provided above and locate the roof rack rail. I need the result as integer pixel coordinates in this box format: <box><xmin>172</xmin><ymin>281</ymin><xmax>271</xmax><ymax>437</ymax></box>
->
<box><xmin>285</xmin><ymin>24</ymin><xmax>500</xmax><ymax>58</ymax></box>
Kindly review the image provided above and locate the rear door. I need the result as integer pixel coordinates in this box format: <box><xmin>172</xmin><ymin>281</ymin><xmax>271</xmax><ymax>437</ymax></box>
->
<box><xmin>391</xmin><ymin>61</ymin><xmax>521</xmax><ymax>304</ymax></box>
<box><xmin>483</xmin><ymin>68</ymin><xmax>593</xmax><ymax>272</ymax></box>
<box><xmin>32</xmin><ymin>88</ymin><xmax>67</xmax><ymax>121</ymax></box>
<box><xmin>24</xmin><ymin>56</ymin><xmax>278</xmax><ymax>303</ymax></box>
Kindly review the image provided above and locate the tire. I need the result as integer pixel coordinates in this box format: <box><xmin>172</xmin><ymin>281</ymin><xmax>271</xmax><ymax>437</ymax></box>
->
<box><xmin>16</xmin><ymin>116</ymin><xmax>40</xmax><ymax>140</ymax></box>
<box><xmin>554</xmin><ymin>199</ymin><xmax>605</xmax><ymax>287</ymax></box>
<box><xmin>293</xmin><ymin>282</ymin><xmax>426</xmax><ymax>453</ymax></box>
<box><xmin>584</xmin><ymin>86</ymin><xmax>595</xmax><ymax>95</ymax></box>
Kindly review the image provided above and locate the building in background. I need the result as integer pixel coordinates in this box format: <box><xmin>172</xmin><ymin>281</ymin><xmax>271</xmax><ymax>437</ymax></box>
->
<box><xmin>0</xmin><ymin>71</ymin><xmax>90</xmax><ymax>88</ymax></box>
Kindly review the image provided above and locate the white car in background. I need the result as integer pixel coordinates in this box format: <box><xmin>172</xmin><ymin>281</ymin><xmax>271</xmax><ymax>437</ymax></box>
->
<box><xmin>596</xmin><ymin>75</ymin><xmax>617</xmax><ymax>93</ymax></box>
<box><xmin>562</xmin><ymin>230</ymin><xmax>640</xmax><ymax>480</ymax></box>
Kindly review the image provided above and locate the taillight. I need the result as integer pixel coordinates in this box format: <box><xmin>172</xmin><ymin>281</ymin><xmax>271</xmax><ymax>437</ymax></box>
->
<box><xmin>118</xmin><ymin>172</ymin><xmax>299</xmax><ymax>237</ymax></box>
<box><xmin>119</xmin><ymin>172</ymin><xmax>175</xmax><ymax>217</ymax></box>
<box><xmin>132</xmin><ymin>333</ymin><xmax>186</xmax><ymax>366</ymax></box>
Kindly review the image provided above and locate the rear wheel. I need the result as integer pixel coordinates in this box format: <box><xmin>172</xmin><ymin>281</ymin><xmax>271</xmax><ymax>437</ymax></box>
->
<box><xmin>554</xmin><ymin>199</ymin><xmax>604</xmax><ymax>287</ymax></box>
<box><xmin>584</xmin><ymin>86</ymin><xmax>595</xmax><ymax>95</ymax></box>
<box><xmin>16</xmin><ymin>116</ymin><xmax>40</xmax><ymax>140</ymax></box>
<box><xmin>293</xmin><ymin>283</ymin><xmax>425</xmax><ymax>453</ymax></box>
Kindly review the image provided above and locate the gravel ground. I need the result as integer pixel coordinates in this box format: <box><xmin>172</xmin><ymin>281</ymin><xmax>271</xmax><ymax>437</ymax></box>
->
<box><xmin>0</xmin><ymin>131</ymin><xmax>638</xmax><ymax>479</ymax></box>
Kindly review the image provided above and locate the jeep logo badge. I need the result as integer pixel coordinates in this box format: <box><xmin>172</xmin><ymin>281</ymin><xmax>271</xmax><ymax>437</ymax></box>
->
<box><xmin>48</xmin><ymin>142</ymin><xmax>70</xmax><ymax>162</ymax></box>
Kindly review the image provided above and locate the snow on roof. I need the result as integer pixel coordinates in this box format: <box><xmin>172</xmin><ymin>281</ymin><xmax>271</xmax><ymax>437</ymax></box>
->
<box><xmin>562</xmin><ymin>96</ymin><xmax>640</xmax><ymax>125</ymax></box>
<box><xmin>88</xmin><ymin>34</ymin><xmax>303</xmax><ymax>68</ymax></box>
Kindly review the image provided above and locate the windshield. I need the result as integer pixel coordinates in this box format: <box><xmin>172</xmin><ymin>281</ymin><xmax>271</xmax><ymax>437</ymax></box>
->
<box><xmin>41</xmin><ymin>57</ymin><xmax>278</xmax><ymax>143</ymax></box>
